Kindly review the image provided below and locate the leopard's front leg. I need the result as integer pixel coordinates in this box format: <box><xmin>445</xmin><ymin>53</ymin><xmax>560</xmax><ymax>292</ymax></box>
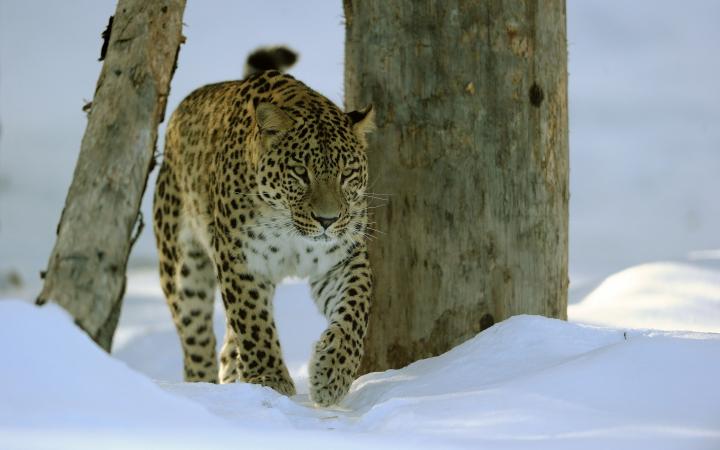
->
<box><xmin>309</xmin><ymin>245</ymin><xmax>372</xmax><ymax>406</ymax></box>
<box><xmin>216</xmin><ymin>255</ymin><xmax>295</xmax><ymax>396</ymax></box>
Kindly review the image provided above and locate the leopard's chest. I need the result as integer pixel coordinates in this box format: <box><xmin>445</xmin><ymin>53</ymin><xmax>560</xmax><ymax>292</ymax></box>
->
<box><xmin>242</xmin><ymin>232</ymin><xmax>347</xmax><ymax>283</ymax></box>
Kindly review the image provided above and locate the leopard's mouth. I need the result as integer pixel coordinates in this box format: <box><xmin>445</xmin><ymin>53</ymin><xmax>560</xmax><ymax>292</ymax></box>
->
<box><xmin>291</xmin><ymin>222</ymin><xmax>338</xmax><ymax>243</ymax></box>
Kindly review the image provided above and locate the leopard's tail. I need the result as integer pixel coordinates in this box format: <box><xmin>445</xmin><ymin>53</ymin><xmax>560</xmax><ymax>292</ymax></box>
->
<box><xmin>243</xmin><ymin>46</ymin><xmax>298</xmax><ymax>77</ymax></box>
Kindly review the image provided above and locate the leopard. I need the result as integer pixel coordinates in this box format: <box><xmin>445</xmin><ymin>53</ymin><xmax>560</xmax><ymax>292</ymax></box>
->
<box><xmin>152</xmin><ymin>46</ymin><xmax>375</xmax><ymax>407</ymax></box>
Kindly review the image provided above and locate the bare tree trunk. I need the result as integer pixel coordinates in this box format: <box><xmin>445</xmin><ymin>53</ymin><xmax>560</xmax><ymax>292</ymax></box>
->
<box><xmin>37</xmin><ymin>0</ymin><xmax>186</xmax><ymax>351</ymax></box>
<box><xmin>344</xmin><ymin>0</ymin><xmax>569</xmax><ymax>373</ymax></box>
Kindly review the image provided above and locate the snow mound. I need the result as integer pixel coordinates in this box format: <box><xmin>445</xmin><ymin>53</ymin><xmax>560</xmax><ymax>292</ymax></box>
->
<box><xmin>570</xmin><ymin>262</ymin><xmax>720</xmax><ymax>332</ymax></box>
<box><xmin>2</xmin><ymin>299</ymin><xmax>719</xmax><ymax>450</ymax></box>
<box><xmin>0</xmin><ymin>300</ymin><xmax>405</xmax><ymax>450</ymax></box>
<box><xmin>337</xmin><ymin>315</ymin><xmax>720</xmax><ymax>448</ymax></box>
<box><xmin>0</xmin><ymin>300</ymin><xmax>223</xmax><ymax>429</ymax></box>
<box><xmin>145</xmin><ymin>317</ymin><xmax>720</xmax><ymax>449</ymax></box>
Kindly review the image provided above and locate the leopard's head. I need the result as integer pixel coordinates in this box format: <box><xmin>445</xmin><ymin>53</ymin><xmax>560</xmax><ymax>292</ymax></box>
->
<box><xmin>253</xmin><ymin>99</ymin><xmax>375</xmax><ymax>243</ymax></box>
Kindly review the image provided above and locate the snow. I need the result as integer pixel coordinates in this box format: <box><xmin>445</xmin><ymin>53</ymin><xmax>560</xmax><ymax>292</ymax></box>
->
<box><xmin>2</xmin><ymin>293</ymin><xmax>720</xmax><ymax>450</ymax></box>
<box><xmin>0</xmin><ymin>300</ymin><xmax>220</xmax><ymax>430</ymax></box>
<box><xmin>570</xmin><ymin>262</ymin><xmax>720</xmax><ymax>333</ymax></box>
<box><xmin>0</xmin><ymin>300</ymin><xmax>409</xmax><ymax>450</ymax></box>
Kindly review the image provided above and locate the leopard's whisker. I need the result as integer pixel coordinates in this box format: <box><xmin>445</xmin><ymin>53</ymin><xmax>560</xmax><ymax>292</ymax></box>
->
<box><xmin>364</xmin><ymin>226</ymin><xmax>385</xmax><ymax>235</ymax></box>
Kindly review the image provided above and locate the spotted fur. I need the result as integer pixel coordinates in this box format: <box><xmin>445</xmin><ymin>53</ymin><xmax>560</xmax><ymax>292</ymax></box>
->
<box><xmin>152</xmin><ymin>53</ymin><xmax>374</xmax><ymax>406</ymax></box>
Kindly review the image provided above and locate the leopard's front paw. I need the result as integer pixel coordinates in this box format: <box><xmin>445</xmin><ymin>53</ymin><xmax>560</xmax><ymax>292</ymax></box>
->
<box><xmin>245</xmin><ymin>373</ymin><xmax>296</xmax><ymax>397</ymax></box>
<box><xmin>309</xmin><ymin>325</ymin><xmax>360</xmax><ymax>407</ymax></box>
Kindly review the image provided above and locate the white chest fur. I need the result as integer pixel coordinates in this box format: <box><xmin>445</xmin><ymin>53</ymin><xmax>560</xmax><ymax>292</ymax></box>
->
<box><xmin>185</xmin><ymin>203</ymin><xmax>351</xmax><ymax>284</ymax></box>
<box><xmin>243</xmin><ymin>233</ymin><xmax>346</xmax><ymax>284</ymax></box>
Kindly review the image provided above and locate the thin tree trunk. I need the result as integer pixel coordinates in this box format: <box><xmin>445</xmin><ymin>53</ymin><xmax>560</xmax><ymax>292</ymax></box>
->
<box><xmin>344</xmin><ymin>0</ymin><xmax>569</xmax><ymax>373</ymax></box>
<box><xmin>37</xmin><ymin>0</ymin><xmax>186</xmax><ymax>351</ymax></box>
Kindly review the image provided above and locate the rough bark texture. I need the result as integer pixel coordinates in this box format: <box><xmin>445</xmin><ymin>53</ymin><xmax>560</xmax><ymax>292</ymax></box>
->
<box><xmin>37</xmin><ymin>0</ymin><xmax>186</xmax><ymax>351</ymax></box>
<box><xmin>344</xmin><ymin>0</ymin><xmax>569</xmax><ymax>373</ymax></box>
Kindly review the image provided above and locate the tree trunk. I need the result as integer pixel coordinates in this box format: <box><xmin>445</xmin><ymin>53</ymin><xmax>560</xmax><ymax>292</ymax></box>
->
<box><xmin>344</xmin><ymin>0</ymin><xmax>569</xmax><ymax>373</ymax></box>
<box><xmin>37</xmin><ymin>0</ymin><xmax>186</xmax><ymax>351</ymax></box>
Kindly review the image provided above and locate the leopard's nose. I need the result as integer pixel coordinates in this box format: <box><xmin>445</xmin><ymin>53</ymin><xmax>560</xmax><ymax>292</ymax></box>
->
<box><xmin>311</xmin><ymin>212</ymin><xmax>338</xmax><ymax>230</ymax></box>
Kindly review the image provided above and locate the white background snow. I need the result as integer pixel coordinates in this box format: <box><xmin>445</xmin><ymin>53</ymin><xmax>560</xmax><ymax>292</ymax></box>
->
<box><xmin>1</xmin><ymin>1</ymin><xmax>719</xmax><ymax>449</ymax></box>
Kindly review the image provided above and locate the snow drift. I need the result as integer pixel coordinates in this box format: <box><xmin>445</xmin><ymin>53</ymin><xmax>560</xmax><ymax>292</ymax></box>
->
<box><xmin>1</xmin><ymin>298</ymin><xmax>719</xmax><ymax>450</ymax></box>
<box><xmin>570</xmin><ymin>262</ymin><xmax>720</xmax><ymax>333</ymax></box>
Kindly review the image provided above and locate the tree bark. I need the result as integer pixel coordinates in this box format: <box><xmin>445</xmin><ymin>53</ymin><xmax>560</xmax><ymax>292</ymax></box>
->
<box><xmin>37</xmin><ymin>0</ymin><xmax>186</xmax><ymax>351</ymax></box>
<box><xmin>344</xmin><ymin>0</ymin><xmax>569</xmax><ymax>373</ymax></box>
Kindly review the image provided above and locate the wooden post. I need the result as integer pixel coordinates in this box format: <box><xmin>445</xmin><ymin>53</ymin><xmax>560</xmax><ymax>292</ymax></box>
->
<box><xmin>37</xmin><ymin>0</ymin><xmax>187</xmax><ymax>351</ymax></box>
<box><xmin>344</xmin><ymin>0</ymin><xmax>569</xmax><ymax>373</ymax></box>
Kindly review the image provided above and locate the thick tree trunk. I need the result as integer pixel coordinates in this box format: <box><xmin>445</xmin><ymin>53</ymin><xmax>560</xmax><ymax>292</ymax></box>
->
<box><xmin>344</xmin><ymin>0</ymin><xmax>569</xmax><ymax>373</ymax></box>
<box><xmin>37</xmin><ymin>0</ymin><xmax>186</xmax><ymax>351</ymax></box>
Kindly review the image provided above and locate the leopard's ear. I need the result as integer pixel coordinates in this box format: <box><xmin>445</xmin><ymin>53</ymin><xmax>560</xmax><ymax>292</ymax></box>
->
<box><xmin>249</xmin><ymin>102</ymin><xmax>295</xmax><ymax>166</ymax></box>
<box><xmin>256</xmin><ymin>102</ymin><xmax>295</xmax><ymax>135</ymax></box>
<box><xmin>347</xmin><ymin>104</ymin><xmax>375</xmax><ymax>147</ymax></box>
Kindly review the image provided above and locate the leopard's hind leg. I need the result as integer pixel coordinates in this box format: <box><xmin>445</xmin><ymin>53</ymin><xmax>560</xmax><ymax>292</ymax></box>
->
<box><xmin>153</xmin><ymin>163</ymin><xmax>218</xmax><ymax>382</ymax></box>
<box><xmin>219</xmin><ymin>324</ymin><xmax>240</xmax><ymax>383</ymax></box>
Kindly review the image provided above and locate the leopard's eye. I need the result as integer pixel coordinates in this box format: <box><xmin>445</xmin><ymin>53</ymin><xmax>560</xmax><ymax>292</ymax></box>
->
<box><xmin>340</xmin><ymin>167</ymin><xmax>355</xmax><ymax>184</ymax></box>
<box><xmin>292</xmin><ymin>165</ymin><xmax>310</xmax><ymax>183</ymax></box>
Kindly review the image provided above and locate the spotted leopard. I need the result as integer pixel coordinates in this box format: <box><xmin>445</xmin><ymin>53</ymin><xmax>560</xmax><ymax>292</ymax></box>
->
<box><xmin>152</xmin><ymin>47</ymin><xmax>374</xmax><ymax>406</ymax></box>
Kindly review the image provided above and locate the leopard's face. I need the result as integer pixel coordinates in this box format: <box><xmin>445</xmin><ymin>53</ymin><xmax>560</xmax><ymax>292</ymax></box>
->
<box><xmin>255</xmin><ymin>103</ymin><xmax>373</xmax><ymax>243</ymax></box>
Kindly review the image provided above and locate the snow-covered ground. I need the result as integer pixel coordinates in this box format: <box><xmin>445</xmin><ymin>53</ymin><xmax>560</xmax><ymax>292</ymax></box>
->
<box><xmin>570</xmin><ymin>262</ymin><xmax>720</xmax><ymax>333</ymax></box>
<box><xmin>1</xmin><ymin>0</ymin><xmax>720</xmax><ymax>449</ymax></box>
<box><xmin>3</xmin><ymin>261</ymin><xmax>720</xmax><ymax>449</ymax></box>
<box><xmin>3</xmin><ymin>280</ymin><xmax>720</xmax><ymax>450</ymax></box>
